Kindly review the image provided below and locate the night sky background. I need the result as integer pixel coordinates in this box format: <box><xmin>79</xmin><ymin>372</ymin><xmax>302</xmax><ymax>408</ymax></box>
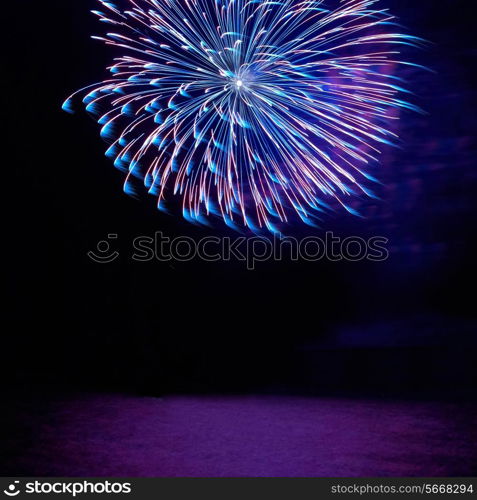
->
<box><xmin>4</xmin><ymin>0</ymin><xmax>477</xmax><ymax>400</ymax></box>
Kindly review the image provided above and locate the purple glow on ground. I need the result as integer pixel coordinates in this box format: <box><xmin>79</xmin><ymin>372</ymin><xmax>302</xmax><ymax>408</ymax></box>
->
<box><xmin>4</xmin><ymin>395</ymin><xmax>476</xmax><ymax>477</ymax></box>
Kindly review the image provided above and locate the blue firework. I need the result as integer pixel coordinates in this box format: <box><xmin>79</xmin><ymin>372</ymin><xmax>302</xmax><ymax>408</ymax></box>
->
<box><xmin>63</xmin><ymin>0</ymin><xmax>423</xmax><ymax>233</ymax></box>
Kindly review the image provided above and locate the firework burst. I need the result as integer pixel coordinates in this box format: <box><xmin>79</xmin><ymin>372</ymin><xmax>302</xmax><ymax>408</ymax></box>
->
<box><xmin>63</xmin><ymin>0</ymin><xmax>423</xmax><ymax>233</ymax></box>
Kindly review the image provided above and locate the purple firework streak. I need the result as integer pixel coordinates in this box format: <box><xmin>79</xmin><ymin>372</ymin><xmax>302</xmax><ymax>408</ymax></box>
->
<box><xmin>63</xmin><ymin>0</ymin><xmax>424</xmax><ymax>233</ymax></box>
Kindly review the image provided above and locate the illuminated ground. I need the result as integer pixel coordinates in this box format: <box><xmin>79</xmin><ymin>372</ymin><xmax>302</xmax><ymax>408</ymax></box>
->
<box><xmin>2</xmin><ymin>394</ymin><xmax>476</xmax><ymax>477</ymax></box>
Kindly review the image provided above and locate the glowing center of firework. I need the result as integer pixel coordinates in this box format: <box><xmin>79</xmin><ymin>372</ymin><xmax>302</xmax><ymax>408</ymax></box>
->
<box><xmin>236</xmin><ymin>79</ymin><xmax>244</xmax><ymax>88</ymax></box>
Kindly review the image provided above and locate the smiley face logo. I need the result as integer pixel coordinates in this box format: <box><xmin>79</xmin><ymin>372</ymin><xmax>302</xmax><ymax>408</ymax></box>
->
<box><xmin>87</xmin><ymin>234</ymin><xmax>120</xmax><ymax>263</ymax></box>
<box><xmin>4</xmin><ymin>482</ymin><xmax>20</xmax><ymax>497</ymax></box>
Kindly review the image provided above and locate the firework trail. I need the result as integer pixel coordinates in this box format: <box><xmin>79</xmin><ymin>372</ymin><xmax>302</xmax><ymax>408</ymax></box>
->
<box><xmin>63</xmin><ymin>0</ymin><xmax>423</xmax><ymax>233</ymax></box>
